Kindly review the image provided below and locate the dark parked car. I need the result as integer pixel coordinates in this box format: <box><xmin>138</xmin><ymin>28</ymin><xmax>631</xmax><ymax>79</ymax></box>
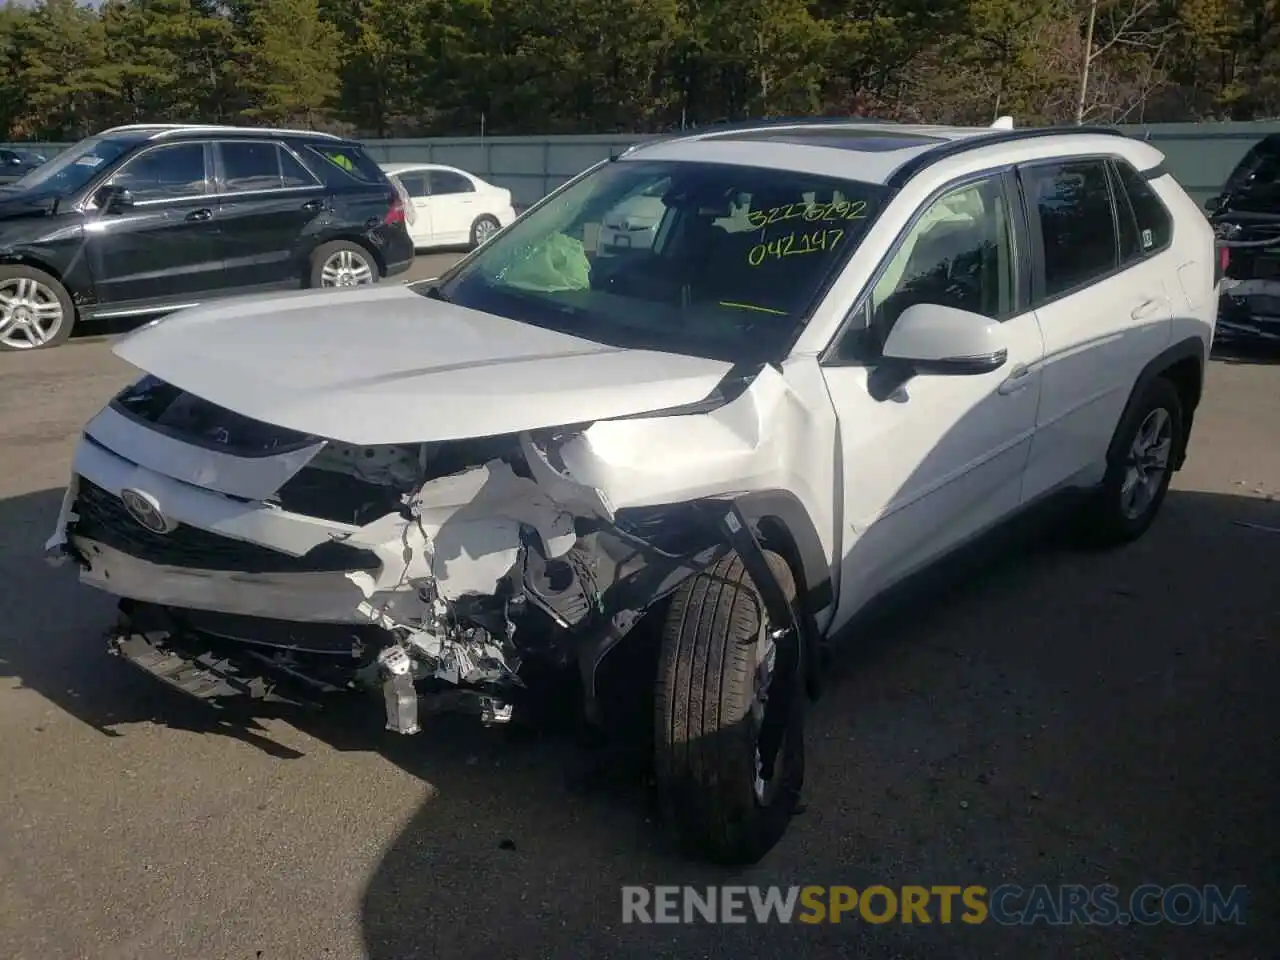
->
<box><xmin>0</xmin><ymin>147</ymin><xmax>48</xmax><ymax>184</ymax></box>
<box><xmin>1207</xmin><ymin>132</ymin><xmax>1280</xmax><ymax>349</ymax></box>
<box><xmin>0</xmin><ymin>124</ymin><xmax>414</xmax><ymax>351</ymax></box>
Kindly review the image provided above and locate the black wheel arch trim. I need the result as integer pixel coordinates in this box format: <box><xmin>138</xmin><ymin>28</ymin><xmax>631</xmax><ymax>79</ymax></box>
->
<box><xmin>1108</xmin><ymin>335</ymin><xmax>1205</xmax><ymax>471</ymax></box>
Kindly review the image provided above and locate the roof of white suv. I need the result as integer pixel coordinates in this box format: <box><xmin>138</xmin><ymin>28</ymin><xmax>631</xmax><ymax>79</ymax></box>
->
<box><xmin>623</xmin><ymin>120</ymin><xmax>1144</xmax><ymax>186</ymax></box>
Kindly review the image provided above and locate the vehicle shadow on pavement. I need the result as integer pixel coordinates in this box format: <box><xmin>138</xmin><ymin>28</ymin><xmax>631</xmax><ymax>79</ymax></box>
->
<box><xmin>2</xmin><ymin>486</ymin><xmax>1277</xmax><ymax>959</ymax></box>
<box><xmin>1212</xmin><ymin>341</ymin><xmax>1280</xmax><ymax>365</ymax></box>
<box><xmin>355</xmin><ymin>488</ymin><xmax>1279</xmax><ymax>960</ymax></box>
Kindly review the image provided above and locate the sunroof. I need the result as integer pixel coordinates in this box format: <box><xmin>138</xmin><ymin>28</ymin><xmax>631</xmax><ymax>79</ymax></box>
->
<box><xmin>705</xmin><ymin>128</ymin><xmax>946</xmax><ymax>153</ymax></box>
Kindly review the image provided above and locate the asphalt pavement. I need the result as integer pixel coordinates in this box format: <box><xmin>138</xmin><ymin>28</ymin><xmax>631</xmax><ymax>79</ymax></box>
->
<box><xmin>0</xmin><ymin>274</ymin><xmax>1277</xmax><ymax>958</ymax></box>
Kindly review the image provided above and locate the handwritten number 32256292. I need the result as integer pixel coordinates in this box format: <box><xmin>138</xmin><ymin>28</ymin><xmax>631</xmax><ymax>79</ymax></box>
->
<box><xmin>746</xmin><ymin>198</ymin><xmax>867</xmax><ymax>229</ymax></box>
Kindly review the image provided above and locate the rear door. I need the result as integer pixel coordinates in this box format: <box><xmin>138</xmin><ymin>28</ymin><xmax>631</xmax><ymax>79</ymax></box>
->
<box><xmin>395</xmin><ymin>170</ymin><xmax>433</xmax><ymax>245</ymax></box>
<box><xmin>1018</xmin><ymin>157</ymin><xmax>1175</xmax><ymax>503</ymax></box>
<box><xmin>86</xmin><ymin>140</ymin><xmax>226</xmax><ymax>306</ymax></box>
<box><xmin>425</xmin><ymin>169</ymin><xmax>478</xmax><ymax>243</ymax></box>
<box><xmin>213</xmin><ymin>139</ymin><xmax>327</xmax><ymax>290</ymax></box>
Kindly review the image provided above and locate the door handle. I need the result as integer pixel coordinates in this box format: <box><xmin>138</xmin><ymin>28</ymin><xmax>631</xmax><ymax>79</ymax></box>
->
<box><xmin>1130</xmin><ymin>298</ymin><xmax>1165</xmax><ymax>321</ymax></box>
<box><xmin>997</xmin><ymin>364</ymin><xmax>1033</xmax><ymax>395</ymax></box>
<box><xmin>185</xmin><ymin>208</ymin><xmax>213</xmax><ymax>222</ymax></box>
<box><xmin>302</xmin><ymin>199</ymin><xmax>324</xmax><ymax>213</ymax></box>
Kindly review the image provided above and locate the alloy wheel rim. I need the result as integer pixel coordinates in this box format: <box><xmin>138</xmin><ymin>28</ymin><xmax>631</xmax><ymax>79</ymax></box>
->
<box><xmin>1120</xmin><ymin>407</ymin><xmax>1173</xmax><ymax>520</ymax></box>
<box><xmin>475</xmin><ymin>219</ymin><xmax>498</xmax><ymax>244</ymax></box>
<box><xmin>0</xmin><ymin>276</ymin><xmax>64</xmax><ymax>349</ymax></box>
<box><xmin>320</xmin><ymin>250</ymin><xmax>375</xmax><ymax>288</ymax></box>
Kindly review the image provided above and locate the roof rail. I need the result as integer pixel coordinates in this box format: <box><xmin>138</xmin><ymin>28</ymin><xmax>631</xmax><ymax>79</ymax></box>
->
<box><xmin>885</xmin><ymin>124</ymin><xmax>1135</xmax><ymax>188</ymax></box>
<box><xmin>98</xmin><ymin>123</ymin><xmax>193</xmax><ymax>135</ymax></box>
<box><xmin>148</xmin><ymin>124</ymin><xmax>344</xmax><ymax>141</ymax></box>
<box><xmin>619</xmin><ymin>115</ymin><xmax>890</xmax><ymax>157</ymax></box>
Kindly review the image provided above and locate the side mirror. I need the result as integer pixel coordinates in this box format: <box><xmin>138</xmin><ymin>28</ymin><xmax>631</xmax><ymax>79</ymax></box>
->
<box><xmin>881</xmin><ymin>303</ymin><xmax>1008</xmax><ymax>375</ymax></box>
<box><xmin>94</xmin><ymin>184</ymin><xmax>134</xmax><ymax>214</ymax></box>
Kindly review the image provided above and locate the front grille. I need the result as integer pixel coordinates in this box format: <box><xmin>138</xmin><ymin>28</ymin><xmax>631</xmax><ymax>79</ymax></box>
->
<box><xmin>71</xmin><ymin>479</ymin><xmax>379</xmax><ymax>574</ymax></box>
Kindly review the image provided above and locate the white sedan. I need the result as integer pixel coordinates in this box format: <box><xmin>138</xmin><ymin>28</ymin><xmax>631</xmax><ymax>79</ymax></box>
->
<box><xmin>380</xmin><ymin>163</ymin><xmax>517</xmax><ymax>249</ymax></box>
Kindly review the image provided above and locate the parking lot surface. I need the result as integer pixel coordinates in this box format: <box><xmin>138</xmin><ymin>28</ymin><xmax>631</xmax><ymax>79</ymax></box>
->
<box><xmin>1</xmin><ymin>280</ymin><xmax>1277</xmax><ymax>958</ymax></box>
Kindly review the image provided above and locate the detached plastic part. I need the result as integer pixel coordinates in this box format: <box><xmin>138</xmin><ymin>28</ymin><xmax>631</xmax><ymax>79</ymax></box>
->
<box><xmin>990</xmin><ymin>116</ymin><xmax>1014</xmax><ymax>130</ymax></box>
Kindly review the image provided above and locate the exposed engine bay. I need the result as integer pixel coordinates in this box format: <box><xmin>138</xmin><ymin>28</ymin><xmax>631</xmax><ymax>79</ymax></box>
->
<box><xmin>45</xmin><ymin>375</ymin><xmax>802</xmax><ymax>736</ymax></box>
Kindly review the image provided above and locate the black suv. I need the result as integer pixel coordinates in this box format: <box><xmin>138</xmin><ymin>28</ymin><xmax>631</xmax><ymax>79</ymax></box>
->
<box><xmin>0</xmin><ymin>124</ymin><xmax>414</xmax><ymax>351</ymax></box>
<box><xmin>0</xmin><ymin>147</ymin><xmax>47</xmax><ymax>184</ymax></box>
<box><xmin>1207</xmin><ymin>132</ymin><xmax>1280</xmax><ymax>349</ymax></box>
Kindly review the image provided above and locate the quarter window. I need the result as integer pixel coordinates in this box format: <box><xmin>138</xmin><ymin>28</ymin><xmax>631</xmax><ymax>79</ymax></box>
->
<box><xmin>851</xmin><ymin>176</ymin><xmax>1015</xmax><ymax>360</ymax></box>
<box><xmin>1023</xmin><ymin>160</ymin><xmax>1117</xmax><ymax>299</ymax></box>
<box><xmin>428</xmin><ymin>170</ymin><xmax>475</xmax><ymax>195</ymax></box>
<box><xmin>106</xmin><ymin>143</ymin><xmax>208</xmax><ymax>201</ymax></box>
<box><xmin>1112</xmin><ymin>160</ymin><xmax>1172</xmax><ymax>257</ymax></box>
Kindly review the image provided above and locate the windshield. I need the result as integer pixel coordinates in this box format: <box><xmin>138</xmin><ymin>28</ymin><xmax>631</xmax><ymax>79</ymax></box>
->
<box><xmin>430</xmin><ymin>159</ymin><xmax>887</xmax><ymax>362</ymax></box>
<box><xmin>12</xmin><ymin>136</ymin><xmax>135</xmax><ymax>194</ymax></box>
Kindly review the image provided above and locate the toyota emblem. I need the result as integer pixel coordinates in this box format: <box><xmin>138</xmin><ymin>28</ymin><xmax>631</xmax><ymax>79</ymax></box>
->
<box><xmin>119</xmin><ymin>488</ymin><xmax>175</xmax><ymax>535</ymax></box>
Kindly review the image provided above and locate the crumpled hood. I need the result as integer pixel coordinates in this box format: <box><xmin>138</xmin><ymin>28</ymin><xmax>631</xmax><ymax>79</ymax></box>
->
<box><xmin>112</xmin><ymin>284</ymin><xmax>734</xmax><ymax>446</ymax></box>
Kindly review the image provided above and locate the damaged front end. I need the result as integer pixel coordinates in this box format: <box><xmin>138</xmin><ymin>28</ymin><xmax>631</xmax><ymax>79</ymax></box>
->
<box><xmin>47</xmin><ymin>378</ymin><xmax>797</xmax><ymax>737</ymax></box>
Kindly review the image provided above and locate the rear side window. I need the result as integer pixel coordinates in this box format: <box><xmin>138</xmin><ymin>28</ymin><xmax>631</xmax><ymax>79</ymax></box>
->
<box><xmin>1022</xmin><ymin>160</ymin><xmax>1117</xmax><ymax>299</ymax></box>
<box><xmin>428</xmin><ymin>170</ymin><xmax>475</xmax><ymax>195</ymax></box>
<box><xmin>219</xmin><ymin>141</ymin><xmax>318</xmax><ymax>192</ymax></box>
<box><xmin>1111</xmin><ymin>160</ymin><xmax>1172</xmax><ymax>258</ymax></box>
<box><xmin>305</xmin><ymin>143</ymin><xmax>385</xmax><ymax>184</ymax></box>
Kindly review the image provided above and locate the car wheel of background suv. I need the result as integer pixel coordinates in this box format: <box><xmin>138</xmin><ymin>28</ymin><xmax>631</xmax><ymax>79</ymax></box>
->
<box><xmin>309</xmin><ymin>240</ymin><xmax>379</xmax><ymax>288</ymax></box>
<box><xmin>1081</xmin><ymin>375</ymin><xmax>1184</xmax><ymax>546</ymax></box>
<box><xmin>0</xmin><ymin>263</ymin><xmax>75</xmax><ymax>351</ymax></box>
<box><xmin>654</xmin><ymin>549</ymin><xmax>805</xmax><ymax>865</ymax></box>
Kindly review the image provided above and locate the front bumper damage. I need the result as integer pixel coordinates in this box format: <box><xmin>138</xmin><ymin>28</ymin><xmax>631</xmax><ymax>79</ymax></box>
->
<box><xmin>46</xmin><ymin>405</ymin><xmax>804</xmax><ymax>738</ymax></box>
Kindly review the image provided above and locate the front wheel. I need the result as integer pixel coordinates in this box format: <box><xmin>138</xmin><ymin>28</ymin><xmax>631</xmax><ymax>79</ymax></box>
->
<box><xmin>654</xmin><ymin>550</ymin><xmax>805</xmax><ymax>865</ymax></box>
<box><xmin>1081</xmin><ymin>375</ymin><xmax>1183</xmax><ymax>545</ymax></box>
<box><xmin>0</xmin><ymin>264</ymin><xmax>75</xmax><ymax>351</ymax></box>
<box><xmin>309</xmin><ymin>241</ymin><xmax>378</xmax><ymax>289</ymax></box>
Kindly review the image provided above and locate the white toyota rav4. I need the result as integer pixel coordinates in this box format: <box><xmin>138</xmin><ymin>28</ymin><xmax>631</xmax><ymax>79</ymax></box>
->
<box><xmin>47</xmin><ymin>120</ymin><xmax>1217</xmax><ymax>865</ymax></box>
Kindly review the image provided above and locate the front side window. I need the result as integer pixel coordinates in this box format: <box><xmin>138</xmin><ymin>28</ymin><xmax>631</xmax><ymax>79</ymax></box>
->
<box><xmin>842</xmin><ymin>176</ymin><xmax>1015</xmax><ymax>361</ymax></box>
<box><xmin>430</xmin><ymin>159</ymin><xmax>888</xmax><ymax>362</ymax></box>
<box><xmin>1023</xmin><ymin>160</ymin><xmax>1117</xmax><ymax>299</ymax></box>
<box><xmin>106</xmin><ymin>142</ymin><xmax>208</xmax><ymax>201</ymax></box>
<box><xmin>428</xmin><ymin>170</ymin><xmax>475</xmax><ymax>195</ymax></box>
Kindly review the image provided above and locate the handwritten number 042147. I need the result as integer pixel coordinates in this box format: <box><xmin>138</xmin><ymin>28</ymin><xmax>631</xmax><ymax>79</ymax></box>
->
<box><xmin>747</xmin><ymin>228</ymin><xmax>844</xmax><ymax>266</ymax></box>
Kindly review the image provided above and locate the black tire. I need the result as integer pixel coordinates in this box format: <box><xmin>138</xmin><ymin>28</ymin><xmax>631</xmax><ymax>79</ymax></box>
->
<box><xmin>0</xmin><ymin>263</ymin><xmax>75</xmax><ymax>351</ymax></box>
<box><xmin>308</xmin><ymin>240</ymin><xmax>379</xmax><ymax>289</ymax></box>
<box><xmin>654</xmin><ymin>549</ymin><xmax>805</xmax><ymax>865</ymax></box>
<box><xmin>1080</xmin><ymin>375</ymin><xmax>1183</xmax><ymax>546</ymax></box>
<box><xmin>470</xmin><ymin>215</ymin><xmax>501</xmax><ymax>248</ymax></box>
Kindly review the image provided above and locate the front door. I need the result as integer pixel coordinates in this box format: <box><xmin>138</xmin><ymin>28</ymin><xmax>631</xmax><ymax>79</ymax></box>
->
<box><xmin>86</xmin><ymin>141</ymin><xmax>225</xmax><ymax>307</ymax></box>
<box><xmin>821</xmin><ymin>172</ymin><xmax>1046</xmax><ymax>629</ymax></box>
<box><xmin>1017</xmin><ymin>158</ymin><xmax>1175</xmax><ymax>502</ymax></box>
<box><xmin>213</xmin><ymin>139</ymin><xmax>328</xmax><ymax>290</ymax></box>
